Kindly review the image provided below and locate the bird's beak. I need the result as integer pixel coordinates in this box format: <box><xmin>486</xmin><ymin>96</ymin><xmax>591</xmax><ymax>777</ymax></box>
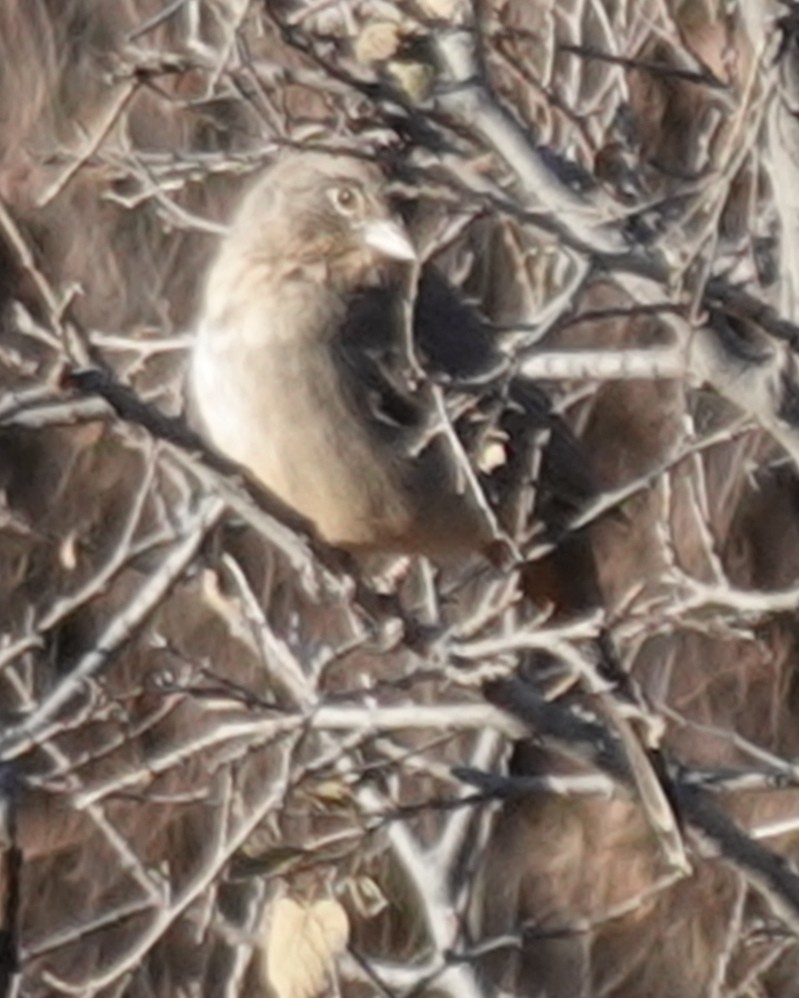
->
<box><xmin>361</xmin><ymin>218</ymin><xmax>417</xmax><ymax>262</ymax></box>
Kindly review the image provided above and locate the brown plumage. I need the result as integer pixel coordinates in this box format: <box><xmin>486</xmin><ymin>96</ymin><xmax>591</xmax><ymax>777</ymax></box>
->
<box><xmin>191</xmin><ymin>151</ymin><xmax>510</xmax><ymax>559</ymax></box>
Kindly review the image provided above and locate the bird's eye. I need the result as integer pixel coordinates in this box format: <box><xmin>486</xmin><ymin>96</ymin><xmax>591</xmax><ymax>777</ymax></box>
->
<box><xmin>331</xmin><ymin>185</ymin><xmax>359</xmax><ymax>214</ymax></box>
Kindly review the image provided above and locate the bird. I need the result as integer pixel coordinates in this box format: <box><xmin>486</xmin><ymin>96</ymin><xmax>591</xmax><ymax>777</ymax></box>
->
<box><xmin>189</xmin><ymin>150</ymin><xmax>571</xmax><ymax>562</ymax></box>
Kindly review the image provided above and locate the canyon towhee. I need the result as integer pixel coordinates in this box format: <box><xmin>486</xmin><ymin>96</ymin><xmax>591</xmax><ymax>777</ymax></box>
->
<box><xmin>190</xmin><ymin>151</ymin><xmax>588</xmax><ymax>566</ymax></box>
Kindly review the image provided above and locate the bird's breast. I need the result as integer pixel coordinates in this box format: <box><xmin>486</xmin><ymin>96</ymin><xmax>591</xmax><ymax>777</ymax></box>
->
<box><xmin>190</xmin><ymin>322</ymin><xmax>418</xmax><ymax>548</ymax></box>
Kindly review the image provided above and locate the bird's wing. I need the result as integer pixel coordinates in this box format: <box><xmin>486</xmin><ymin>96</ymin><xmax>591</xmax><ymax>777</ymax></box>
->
<box><xmin>415</xmin><ymin>269</ymin><xmax>596</xmax><ymax>535</ymax></box>
<box><xmin>334</xmin><ymin>269</ymin><xmax>595</xmax><ymax>545</ymax></box>
<box><xmin>413</xmin><ymin>269</ymin><xmax>509</xmax><ymax>384</ymax></box>
<box><xmin>334</xmin><ymin>284</ymin><xmax>431</xmax><ymax>441</ymax></box>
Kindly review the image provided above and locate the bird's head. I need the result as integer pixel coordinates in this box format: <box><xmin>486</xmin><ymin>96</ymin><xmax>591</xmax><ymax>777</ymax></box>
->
<box><xmin>225</xmin><ymin>152</ymin><xmax>416</xmax><ymax>291</ymax></box>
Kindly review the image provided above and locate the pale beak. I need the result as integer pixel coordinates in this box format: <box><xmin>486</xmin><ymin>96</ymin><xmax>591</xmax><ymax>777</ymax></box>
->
<box><xmin>361</xmin><ymin>218</ymin><xmax>417</xmax><ymax>262</ymax></box>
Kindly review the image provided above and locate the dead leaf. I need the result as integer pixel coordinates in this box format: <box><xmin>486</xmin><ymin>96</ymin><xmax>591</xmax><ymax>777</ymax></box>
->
<box><xmin>263</xmin><ymin>896</ymin><xmax>350</xmax><ymax>998</ymax></box>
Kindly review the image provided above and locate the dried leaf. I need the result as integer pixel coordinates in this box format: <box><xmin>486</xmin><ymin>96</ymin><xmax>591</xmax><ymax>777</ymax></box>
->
<box><xmin>354</xmin><ymin>21</ymin><xmax>401</xmax><ymax>64</ymax></box>
<box><xmin>264</xmin><ymin>897</ymin><xmax>350</xmax><ymax>998</ymax></box>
